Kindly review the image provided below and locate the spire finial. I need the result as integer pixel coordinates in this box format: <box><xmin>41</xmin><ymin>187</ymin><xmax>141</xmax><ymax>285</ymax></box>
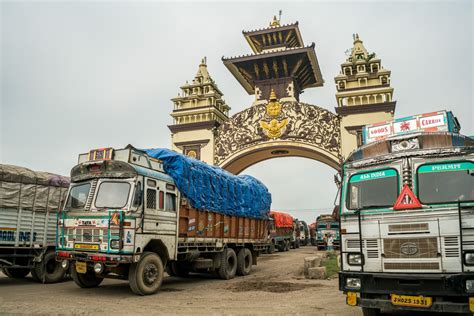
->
<box><xmin>200</xmin><ymin>56</ymin><xmax>207</xmax><ymax>66</ymax></box>
<box><xmin>270</xmin><ymin>15</ymin><xmax>280</xmax><ymax>27</ymax></box>
<box><xmin>269</xmin><ymin>89</ymin><xmax>277</xmax><ymax>101</ymax></box>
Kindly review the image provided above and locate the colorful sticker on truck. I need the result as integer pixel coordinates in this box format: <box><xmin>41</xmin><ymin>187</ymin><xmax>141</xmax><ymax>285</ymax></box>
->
<box><xmin>418</xmin><ymin>162</ymin><xmax>473</xmax><ymax>173</ymax></box>
<box><xmin>362</xmin><ymin>111</ymin><xmax>459</xmax><ymax>144</ymax></box>
<box><xmin>350</xmin><ymin>169</ymin><xmax>398</xmax><ymax>183</ymax></box>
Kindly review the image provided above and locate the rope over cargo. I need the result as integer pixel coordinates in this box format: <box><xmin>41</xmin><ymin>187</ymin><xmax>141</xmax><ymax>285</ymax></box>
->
<box><xmin>142</xmin><ymin>148</ymin><xmax>271</xmax><ymax>219</ymax></box>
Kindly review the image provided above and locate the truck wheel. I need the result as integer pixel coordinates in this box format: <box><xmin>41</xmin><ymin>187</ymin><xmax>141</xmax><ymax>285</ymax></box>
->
<box><xmin>362</xmin><ymin>307</ymin><xmax>380</xmax><ymax>316</ymax></box>
<box><xmin>71</xmin><ymin>263</ymin><xmax>103</xmax><ymax>288</ymax></box>
<box><xmin>2</xmin><ymin>267</ymin><xmax>30</xmax><ymax>279</ymax></box>
<box><xmin>267</xmin><ymin>242</ymin><xmax>275</xmax><ymax>254</ymax></box>
<box><xmin>170</xmin><ymin>262</ymin><xmax>189</xmax><ymax>278</ymax></box>
<box><xmin>32</xmin><ymin>251</ymin><xmax>67</xmax><ymax>283</ymax></box>
<box><xmin>218</xmin><ymin>248</ymin><xmax>237</xmax><ymax>280</ymax></box>
<box><xmin>284</xmin><ymin>240</ymin><xmax>290</xmax><ymax>251</ymax></box>
<box><xmin>128</xmin><ymin>252</ymin><xmax>163</xmax><ymax>295</ymax></box>
<box><xmin>236</xmin><ymin>248</ymin><xmax>252</xmax><ymax>276</ymax></box>
<box><xmin>296</xmin><ymin>240</ymin><xmax>300</xmax><ymax>249</ymax></box>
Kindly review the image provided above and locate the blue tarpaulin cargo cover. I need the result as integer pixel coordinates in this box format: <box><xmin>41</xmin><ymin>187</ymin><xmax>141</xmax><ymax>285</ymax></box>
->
<box><xmin>142</xmin><ymin>148</ymin><xmax>271</xmax><ymax>219</ymax></box>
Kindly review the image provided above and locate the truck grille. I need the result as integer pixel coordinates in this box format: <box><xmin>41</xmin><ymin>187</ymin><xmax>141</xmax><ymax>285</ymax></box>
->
<box><xmin>384</xmin><ymin>262</ymin><xmax>439</xmax><ymax>270</ymax></box>
<box><xmin>443</xmin><ymin>236</ymin><xmax>460</xmax><ymax>257</ymax></box>
<box><xmin>64</xmin><ymin>228</ymin><xmax>118</xmax><ymax>243</ymax></box>
<box><xmin>383</xmin><ymin>237</ymin><xmax>438</xmax><ymax>259</ymax></box>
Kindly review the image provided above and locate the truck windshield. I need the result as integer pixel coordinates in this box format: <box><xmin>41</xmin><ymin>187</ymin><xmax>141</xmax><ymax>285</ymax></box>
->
<box><xmin>65</xmin><ymin>183</ymin><xmax>91</xmax><ymax>210</ymax></box>
<box><xmin>347</xmin><ymin>168</ymin><xmax>398</xmax><ymax>210</ymax></box>
<box><xmin>95</xmin><ymin>181</ymin><xmax>131</xmax><ymax>209</ymax></box>
<box><xmin>418</xmin><ymin>161</ymin><xmax>474</xmax><ymax>204</ymax></box>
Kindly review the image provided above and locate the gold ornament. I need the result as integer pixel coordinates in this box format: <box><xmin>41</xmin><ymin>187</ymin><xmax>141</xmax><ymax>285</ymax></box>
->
<box><xmin>266</xmin><ymin>89</ymin><xmax>282</xmax><ymax>117</ymax></box>
<box><xmin>187</xmin><ymin>150</ymin><xmax>197</xmax><ymax>158</ymax></box>
<box><xmin>260</xmin><ymin>118</ymin><xmax>288</xmax><ymax>139</ymax></box>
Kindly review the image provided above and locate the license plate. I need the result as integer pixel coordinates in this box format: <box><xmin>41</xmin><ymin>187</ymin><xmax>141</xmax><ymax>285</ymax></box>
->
<box><xmin>74</xmin><ymin>243</ymin><xmax>99</xmax><ymax>251</ymax></box>
<box><xmin>75</xmin><ymin>261</ymin><xmax>87</xmax><ymax>274</ymax></box>
<box><xmin>391</xmin><ymin>294</ymin><xmax>432</xmax><ymax>308</ymax></box>
<box><xmin>346</xmin><ymin>292</ymin><xmax>357</xmax><ymax>306</ymax></box>
<box><xmin>469</xmin><ymin>297</ymin><xmax>474</xmax><ymax>312</ymax></box>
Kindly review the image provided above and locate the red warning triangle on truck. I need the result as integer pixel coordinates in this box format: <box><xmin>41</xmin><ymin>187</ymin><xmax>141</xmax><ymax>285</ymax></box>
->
<box><xmin>393</xmin><ymin>185</ymin><xmax>422</xmax><ymax>210</ymax></box>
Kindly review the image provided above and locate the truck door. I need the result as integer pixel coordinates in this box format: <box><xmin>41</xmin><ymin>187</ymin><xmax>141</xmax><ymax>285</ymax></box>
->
<box><xmin>142</xmin><ymin>178</ymin><xmax>178</xmax><ymax>237</ymax></box>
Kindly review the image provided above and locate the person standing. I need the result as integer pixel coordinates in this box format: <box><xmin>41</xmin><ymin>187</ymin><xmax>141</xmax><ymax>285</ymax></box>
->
<box><xmin>328</xmin><ymin>235</ymin><xmax>334</xmax><ymax>251</ymax></box>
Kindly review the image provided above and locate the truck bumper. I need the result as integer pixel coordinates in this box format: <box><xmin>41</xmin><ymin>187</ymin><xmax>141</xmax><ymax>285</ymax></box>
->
<box><xmin>339</xmin><ymin>271</ymin><xmax>473</xmax><ymax>314</ymax></box>
<box><xmin>57</xmin><ymin>250</ymin><xmax>135</xmax><ymax>264</ymax></box>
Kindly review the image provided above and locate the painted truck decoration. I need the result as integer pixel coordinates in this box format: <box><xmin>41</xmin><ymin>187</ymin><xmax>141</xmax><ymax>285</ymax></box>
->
<box><xmin>362</xmin><ymin>110</ymin><xmax>460</xmax><ymax>144</ymax></box>
<box><xmin>0</xmin><ymin>164</ymin><xmax>70</xmax><ymax>283</ymax></box>
<box><xmin>316</xmin><ymin>214</ymin><xmax>340</xmax><ymax>250</ymax></box>
<box><xmin>56</xmin><ymin>146</ymin><xmax>271</xmax><ymax>295</ymax></box>
<box><xmin>339</xmin><ymin>111</ymin><xmax>474</xmax><ymax>315</ymax></box>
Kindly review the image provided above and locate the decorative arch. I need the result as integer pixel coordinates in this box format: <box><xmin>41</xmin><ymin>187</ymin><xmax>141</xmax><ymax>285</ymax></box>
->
<box><xmin>214</xmin><ymin>101</ymin><xmax>341</xmax><ymax>174</ymax></box>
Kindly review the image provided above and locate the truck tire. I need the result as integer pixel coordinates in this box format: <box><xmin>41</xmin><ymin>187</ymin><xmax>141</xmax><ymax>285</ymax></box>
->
<box><xmin>71</xmin><ymin>263</ymin><xmax>103</xmax><ymax>288</ymax></box>
<box><xmin>170</xmin><ymin>262</ymin><xmax>189</xmax><ymax>278</ymax></box>
<box><xmin>267</xmin><ymin>242</ymin><xmax>275</xmax><ymax>254</ymax></box>
<box><xmin>2</xmin><ymin>267</ymin><xmax>30</xmax><ymax>279</ymax></box>
<box><xmin>296</xmin><ymin>240</ymin><xmax>300</xmax><ymax>249</ymax></box>
<box><xmin>128</xmin><ymin>252</ymin><xmax>163</xmax><ymax>295</ymax></box>
<box><xmin>236</xmin><ymin>248</ymin><xmax>252</xmax><ymax>276</ymax></box>
<box><xmin>32</xmin><ymin>251</ymin><xmax>67</xmax><ymax>283</ymax></box>
<box><xmin>218</xmin><ymin>248</ymin><xmax>237</xmax><ymax>280</ymax></box>
<box><xmin>362</xmin><ymin>307</ymin><xmax>380</xmax><ymax>316</ymax></box>
<box><xmin>284</xmin><ymin>240</ymin><xmax>290</xmax><ymax>251</ymax></box>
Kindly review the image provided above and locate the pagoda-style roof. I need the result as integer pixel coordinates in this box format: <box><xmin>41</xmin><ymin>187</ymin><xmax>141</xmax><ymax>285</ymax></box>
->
<box><xmin>222</xmin><ymin>43</ymin><xmax>324</xmax><ymax>95</ymax></box>
<box><xmin>243</xmin><ymin>22</ymin><xmax>304</xmax><ymax>54</ymax></box>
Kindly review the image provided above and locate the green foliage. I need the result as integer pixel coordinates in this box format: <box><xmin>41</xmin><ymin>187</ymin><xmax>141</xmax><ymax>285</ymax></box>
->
<box><xmin>322</xmin><ymin>252</ymin><xmax>339</xmax><ymax>278</ymax></box>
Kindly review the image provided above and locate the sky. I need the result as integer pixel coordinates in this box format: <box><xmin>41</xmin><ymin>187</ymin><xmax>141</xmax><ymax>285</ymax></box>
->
<box><xmin>1</xmin><ymin>1</ymin><xmax>473</xmax><ymax>223</ymax></box>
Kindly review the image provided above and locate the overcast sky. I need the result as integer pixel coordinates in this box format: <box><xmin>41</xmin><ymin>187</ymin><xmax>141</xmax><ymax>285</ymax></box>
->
<box><xmin>1</xmin><ymin>1</ymin><xmax>472</xmax><ymax>223</ymax></box>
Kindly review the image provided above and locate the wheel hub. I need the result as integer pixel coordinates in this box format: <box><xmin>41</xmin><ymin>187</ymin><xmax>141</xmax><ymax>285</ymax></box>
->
<box><xmin>143</xmin><ymin>263</ymin><xmax>158</xmax><ymax>286</ymax></box>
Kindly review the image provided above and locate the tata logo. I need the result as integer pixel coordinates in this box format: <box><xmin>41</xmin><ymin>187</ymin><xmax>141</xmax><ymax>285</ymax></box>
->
<box><xmin>400</xmin><ymin>242</ymin><xmax>418</xmax><ymax>256</ymax></box>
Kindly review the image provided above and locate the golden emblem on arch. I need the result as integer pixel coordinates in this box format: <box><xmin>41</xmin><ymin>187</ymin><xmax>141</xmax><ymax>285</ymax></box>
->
<box><xmin>260</xmin><ymin>118</ymin><xmax>288</xmax><ymax>139</ymax></box>
<box><xmin>266</xmin><ymin>89</ymin><xmax>282</xmax><ymax>117</ymax></box>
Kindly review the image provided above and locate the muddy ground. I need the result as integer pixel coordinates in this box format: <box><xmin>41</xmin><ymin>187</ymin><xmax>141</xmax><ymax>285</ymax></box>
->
<box><xmin>0</xmin><ymin>247</ymin><xmax>361</xmax><ymax>315</ymax></box>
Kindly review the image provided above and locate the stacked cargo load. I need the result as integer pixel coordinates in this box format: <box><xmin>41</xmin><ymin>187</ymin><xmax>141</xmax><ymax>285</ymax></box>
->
<box><xmin>268</xmin><ymin>211</ymin><xmax>294</xmax><ymax>252</ymax></box>
<box><xmin>143</xmin><ymin>148</ymin><xmax>271</xmax><ymax>219</ymax></box>
<box><xmin>0</xmin><ymin>164</ymin><xmax>70</xmax><ymax>282</ymax></box>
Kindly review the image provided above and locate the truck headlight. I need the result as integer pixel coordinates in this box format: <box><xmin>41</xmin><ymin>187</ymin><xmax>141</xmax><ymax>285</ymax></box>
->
<box><xmin>110</xmin><ymin>239</ymin><xmax>120</xmax><ymax>249</ymax></box>
<box><xmin>465</xmin><ymin>253</ymin><xmax>474</xmax><ymax>265</ymax></box>
<box><xmin>466</xmin><ymin>280</ymin><xmax>474</xmax><ymax>292</ymax></box>
<box><xmin>93</xmin><ymin>262</ymin><xmax>104</xmax><ymax>274</ymax></box>
<box><xmin>348</xmin><ymin>253</ymin><xmax>363</xmax><ymax>265</ymax></box>
<box><xmin>346</xmin><ymin>277</ymin><xmax>361</xmax><ymax>290</ymax></box>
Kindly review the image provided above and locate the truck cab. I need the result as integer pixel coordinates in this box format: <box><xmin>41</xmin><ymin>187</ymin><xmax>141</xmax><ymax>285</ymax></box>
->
<box><xmin>339</xmin><ymin>111</ymin><xmax>474</xmax><ymax>315</ymax></box>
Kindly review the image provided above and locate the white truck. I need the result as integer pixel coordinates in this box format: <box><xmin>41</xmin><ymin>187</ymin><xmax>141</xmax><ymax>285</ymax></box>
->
<box><xmin>338</xmin><ymin>111</ymin><xmax>474</xmax><ymax>315</ymax></box>
<box><xmin>56</xmin><ymin>146</ymin><xmax>271</xmax><ymax>295</ymax></box>
<box><xmin>0</xmin><ymin>164</ymin><xmax>69</xmax><ymax>282</ymax></box>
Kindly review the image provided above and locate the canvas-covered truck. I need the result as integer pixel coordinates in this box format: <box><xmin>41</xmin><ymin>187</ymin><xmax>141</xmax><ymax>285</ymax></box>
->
<box><xmin>268</xmin><ymin>211</ymin><xmax>294</xmax><ymax>252</ymax></box>
<box><xmin>316</xmin><ymin>214</ymin><xmax>340</xmax><ymax>250</ymax></box>
<box><xmin>56</xmin><ymin>146</ymin><xmax>271</xmax><ymax>295</ymax></box>
<box><xmin>338</xmin><ymin>111</ymin><xmax>474</xmax><ymax>315</ymax></box>
<box><xmin>0</xmin><ymin>164</ymin><xmax>69</xmax><ymax>282</ymax></box>
<box><xmin>309</xmin><ymin>222</ymin><xmax>317</xmax><ymax>246</ymax></box>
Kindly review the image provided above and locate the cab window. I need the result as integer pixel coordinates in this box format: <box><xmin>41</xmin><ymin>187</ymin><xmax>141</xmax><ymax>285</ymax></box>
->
<box><xmin>417</xmin><ymin>161</ymin><xmax>474</xmax><ymax>204</ymax></box>
<box><xmin>347</xmin><ymin>168</ymin><xmax>399</xmax><ymax>210</ymax></box>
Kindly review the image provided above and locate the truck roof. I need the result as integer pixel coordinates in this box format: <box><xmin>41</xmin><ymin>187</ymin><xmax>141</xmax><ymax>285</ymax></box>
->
<box><xmin>345</xmin><ymin>132</ymin><xmax>473</xmax><ymax>166</ymax></box>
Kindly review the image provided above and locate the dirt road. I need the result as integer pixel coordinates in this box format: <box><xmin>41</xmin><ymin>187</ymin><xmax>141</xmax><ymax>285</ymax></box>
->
<box><xmin>0</xmin><ymin>247</ymin><xmax>360</xmax><ymax>315</ymax></box>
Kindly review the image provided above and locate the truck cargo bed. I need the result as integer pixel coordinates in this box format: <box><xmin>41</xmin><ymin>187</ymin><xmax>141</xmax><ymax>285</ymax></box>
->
<box><xmin>178</xmin><ymin>207</ymin><xmax>267</xmax><ymax>246</ymax></box>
